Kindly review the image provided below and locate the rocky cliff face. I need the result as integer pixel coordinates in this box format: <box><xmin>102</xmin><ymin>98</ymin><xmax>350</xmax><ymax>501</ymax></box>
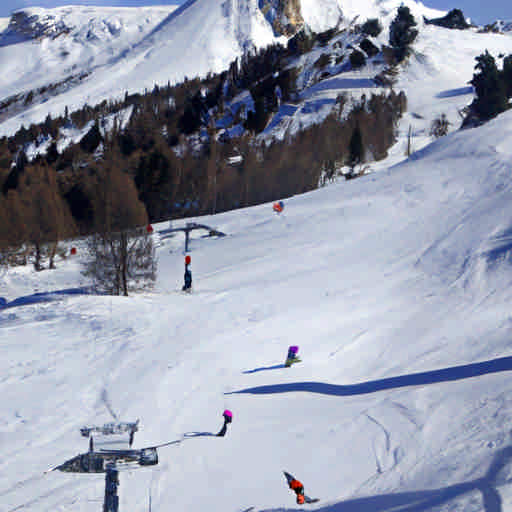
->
<box><xmin>259</xmin><ymin>0</ymin><xmax>304</xmax><ymax>37</ymax></box>
<box><xmin>3</xmin><ymin>11</ymin><xmax>71</xmax><ymax>41</ymax></box>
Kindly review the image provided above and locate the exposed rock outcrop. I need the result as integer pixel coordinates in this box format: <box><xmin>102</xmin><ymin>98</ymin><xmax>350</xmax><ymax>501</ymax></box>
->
<box><xmin>3</xmin><ymin>10</ymin><xmax>71</xmax><ymax>42</ymax></box>
<box><xmin>259</xmin><ymin>0</ymin><xmax>304</xmax><ymax>37</ymax></box>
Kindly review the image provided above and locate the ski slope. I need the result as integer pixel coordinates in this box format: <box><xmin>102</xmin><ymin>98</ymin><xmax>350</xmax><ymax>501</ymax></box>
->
<box><xmin>2</xmin><ymin>106</ymin><xmax>512</xmax><ymax>512</ymax></box>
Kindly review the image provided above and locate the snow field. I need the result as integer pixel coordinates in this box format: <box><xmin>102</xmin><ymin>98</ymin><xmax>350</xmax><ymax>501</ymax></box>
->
<box><xmin>3</xmin><ymin>108</ymin><xmax>512</xmax><ymax>511</ymax></box>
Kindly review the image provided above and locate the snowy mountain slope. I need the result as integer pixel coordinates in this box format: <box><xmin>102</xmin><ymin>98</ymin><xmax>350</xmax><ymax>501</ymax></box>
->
<box><xmin>3</xmin><ymin>108</ymin><xmax>512</xmax><ymax>512</ymax></box>
<box><xmin>257</xmin><ymin>15</ymin><xmax>510</xmax><ymax>151</ymax></box>
<box><xmin>395</xmin><ymin>23</ymin><xmax>512</xmax><ymax>152</ymax></box>
<box><xmin>0</xmin><ymin>17</ymin><xmax>9</xmax><ymax>33</ymax></box>
<box><xmin>0</xmin><ymin>0</ymin><xmax>445</xmax><ymax>137</ymax></box>
<box><xmin>0</xmin><ymin>0</ymin><xmax>282</xmax><ymax>136</ymax></box>
<box><xmin>0</xmin><ymin>6</ymin><xmax>177</xmax><ymax>101</ymax></box>
<box><xmin>0</xmin><ymin>0</ymin><xmax>508</xmax><ymax>166</ymax></box>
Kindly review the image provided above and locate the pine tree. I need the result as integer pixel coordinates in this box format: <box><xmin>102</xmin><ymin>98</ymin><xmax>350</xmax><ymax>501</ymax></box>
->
<box><xmin>80</xmin><ymin>120</ymin><xmax>103</xmax><ymax>153</ymax></box>
<box><xmin>470</xmin><ymin>51</ymin><xmax>508</xmax><ymax>121</ymax></box>
<box><xmin>348</xmin><ymin>123</ymin><xmax>364</xmax><ymax>171</ymax></box>
<box><xmin>46</xmin><ymin>141</ymin><xmax>59</xmax><ymax>165</ymax></box>
<box><xmin>0</xmin><ymin>199</ymin><xmax>9</xmax><ymax>267</ymax></box>
<box><xmin>502</xmin><ymin>54</ymin><xmax>512</xmax><ymax>99</ymax></box>
<box><xmin>134</xmin><ymin>148</ymin><xmax>173</xmax><ymax>222</ymax></box>
<box><xmin>389</xmin><ymin>6</ymin><xmax>418</xmax><ymax>63</ymax></box>
<box><xmin>361</xmin><ymin>18</ymin><xmax>382</xmax><ymax>37</ymax></box>
<box><xmin>350</xmin><ymin>50</ymin><xmax>366</xmax><ymax>69</ymax></box>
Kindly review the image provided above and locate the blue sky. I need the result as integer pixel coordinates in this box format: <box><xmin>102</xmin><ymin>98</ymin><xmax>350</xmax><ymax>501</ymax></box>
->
<box><xmin>0</xmin><ymin>0</ymin><xmax>511</xmax><ymax>25</ymax></box>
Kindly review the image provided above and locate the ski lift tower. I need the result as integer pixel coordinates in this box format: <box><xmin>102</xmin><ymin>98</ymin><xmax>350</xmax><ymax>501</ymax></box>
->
<box><xmin>49</xmin><ymin>443</ymin><xmax>160</xmax><ymax>512</ymax></box>
<box><xmin>104</xmin><ymin>464</ymin><xmax>119</xmax><ymax>512</ymax></box>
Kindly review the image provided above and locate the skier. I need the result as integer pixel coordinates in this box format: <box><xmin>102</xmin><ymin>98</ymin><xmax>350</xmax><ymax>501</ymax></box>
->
<box><xmin>285</xmin><ymin>345</ymin><xmax>301</xmax><ymax>367</ymax></box>
<box><xmin>216</xmin><ymin>409</ymin><xmax>233</xmax><ymax>437</ymax></box>
<box><xmin>284</xmin><ymin>472</ymin><xmax>305</xmax><ymax>504</ymax></box>
<box><xmin>283</xmin><ymin>471</ymin><xmax>319</xmax><ymax>504</ymax></box>
<box><xmin>273</xmin><ymin>200</ymin><xmax>284</xmax><ymax>213</ymax></box>
<box><xmin>182</xmin><ymin>255</ymin><xmax>192</xmax><ymax>292</ymax></box>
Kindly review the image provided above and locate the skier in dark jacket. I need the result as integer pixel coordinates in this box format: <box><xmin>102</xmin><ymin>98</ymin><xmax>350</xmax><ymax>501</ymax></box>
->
<box><xmin>182</xmin><ymin>255</ymin><xmax>192</xmax><ymax>291</ymax></box>
<box><xmin>216</xmin><ymin>409</ymin><xmax>233</xmax><ymax>437</ymax></box>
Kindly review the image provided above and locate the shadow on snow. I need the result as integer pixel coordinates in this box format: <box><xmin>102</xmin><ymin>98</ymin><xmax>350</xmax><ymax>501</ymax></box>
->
<box><xmin>436</xmin><ymin>86</ymin><xmax>474</xmax><ymax>98</ymax></box>
<box><xmin>0</xmin><ymin>287</ymin><xmax>92</xmax><ymax>309</ymax></box>
<box><xmin>183</xmin><ymin>431</ymin><xmax>215</xmax><ymax>438</ymax></box>
<box><xmin>228</xmin><ymin>355</ymin><xmax>512</xmax><ymax>397</ymax></box>
<box><xmin>243</xmin><ymin>364</ymin><xmax>287</xmax><ymax>374</ymax></box>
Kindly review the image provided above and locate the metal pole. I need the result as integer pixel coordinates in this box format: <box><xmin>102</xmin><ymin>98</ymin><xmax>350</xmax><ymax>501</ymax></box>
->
<box><xmin>185</xmin><ymin>228</ymin><xmax>190</xmax><ymax>253</ymax></box>
<box><xmin>103</xmin><ymin>465</ymin><xmax>119</xmax><ymax>512</ymax></box>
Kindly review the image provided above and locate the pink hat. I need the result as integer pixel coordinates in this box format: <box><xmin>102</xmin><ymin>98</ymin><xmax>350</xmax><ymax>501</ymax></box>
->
<box><xmin>223</xmin><ymin>409</ymin><xmax>233</xmax><ymax>419</ymax></box>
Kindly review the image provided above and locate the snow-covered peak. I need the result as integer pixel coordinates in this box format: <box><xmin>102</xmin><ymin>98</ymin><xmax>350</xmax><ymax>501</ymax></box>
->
<box><xmin>298</xmin><ymin>0</ymin><xmax>445</xmax><ymax>33</ymax></box>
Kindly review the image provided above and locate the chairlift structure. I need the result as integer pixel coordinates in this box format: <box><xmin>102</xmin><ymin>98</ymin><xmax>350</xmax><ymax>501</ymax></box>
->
<box><xmin>50</xmin><ymin>444</ymin><xmax>160</xmax><ymax>512</ymax></box>
<box><xmin>49</xmin><ymin>420</ymin><xmax>177</xmax><ymax>512</ymax></box>
<box><xmin>52</xmin><ymin>446</ymin><xmax>159</xmax><ymax>474</ymax></box>
<box><xmin>80</xmin><ymin>420</ymin><xmax>139</xmax><ymax>438</ymax></box>
<box><xmin>158</xmin><ymin>222</ymin><xmax>226</xmax><ymax>252</ymax></box>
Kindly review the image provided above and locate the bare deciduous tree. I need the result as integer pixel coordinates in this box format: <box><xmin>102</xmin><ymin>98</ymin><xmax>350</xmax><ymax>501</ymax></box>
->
<box><xmin>0</xmin><ymin>199</ymin><xmax>9</xmax><ymax>268</ymax></box>
<box><xmin>84</xmin><ymin>162</ymin><xmax>156</xmax><ymax>296</ymax></box>
<box><xmin>19</xmin><ymin>164</ymin><xmax>76</xmax><ymax>270</ymax></box>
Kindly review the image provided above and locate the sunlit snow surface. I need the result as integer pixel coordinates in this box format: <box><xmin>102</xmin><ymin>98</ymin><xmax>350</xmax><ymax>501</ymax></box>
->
<box><xmin>2</xmin><ymin>107</ymin><xmax>512</xmax><ymax>512</ymax></box>
<box><xmin>0</xmin><ymin>6</ymin><xmax>176</xmax><ymax>99</ymax></box>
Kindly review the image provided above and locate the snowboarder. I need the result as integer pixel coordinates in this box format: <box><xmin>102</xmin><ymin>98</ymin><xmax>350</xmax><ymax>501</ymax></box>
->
<box><xmin>182</xmin><ymin>255</ymin><xmax>192</xmax><ymax>292</ymax></box>
<box><xmin>283</xmin><ymin>471</ymin><xmax>319</xmax><ymax>505</ymax></box>
<box><xmin>284</xmin><ymin>471</ymin><xmax>305</xmax><ymax>504</ymax></box>
<box><xmin>216</xmin><ymin>409</ymin><xmax>233</xmax><ymax>437</ymax></box>
<box><xmin>285</xmin><ymin>345</ymin><xmax>301</xmax><ymax>367</ymax></box>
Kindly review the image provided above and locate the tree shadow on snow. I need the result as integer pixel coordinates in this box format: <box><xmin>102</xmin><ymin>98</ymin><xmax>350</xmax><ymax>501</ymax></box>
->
<box><xmin>0</xmin><ymin>287</ymin><xmax>93</xmax><ymax>310</ymax></box>
<box><xmin>261</xmin><ymin>446</ymin><xmax>512</xmax><ymax>512</ymax></box>
<box><xmin>243</xmin><ymin>364</ymin><xmax>287</xmax><ymax>374</ymax></box>
<box><xmin>227</xmin><ymin>355</ymin><xmax>512</xmax><ymax>397</ymax></box>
